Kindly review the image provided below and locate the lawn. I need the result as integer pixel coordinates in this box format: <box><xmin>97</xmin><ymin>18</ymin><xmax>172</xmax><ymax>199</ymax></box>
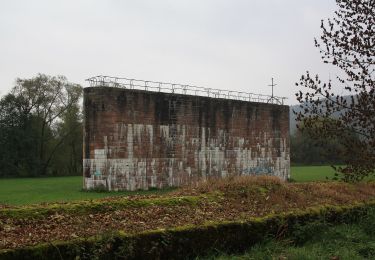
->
<box><xmin>291</xmin><ymin>165</ymin><xmax>336</xmax><ymax>182</ymax></box>
<box><xmin>0</xmin><ymin>166</ymin><xmax>337</xmax><ymax>205</ymax></box>
<box><xmin>0</xmin><ymin>176</ymin><xmax>173</xmax><ymax>205</ymax></box>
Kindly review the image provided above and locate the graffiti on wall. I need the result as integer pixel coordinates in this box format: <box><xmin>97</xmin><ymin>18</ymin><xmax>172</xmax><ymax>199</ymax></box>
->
<box><xmin>241</xmin><ymin>158</ymin><xmax>273</xmax><ymax>175</ymax></box>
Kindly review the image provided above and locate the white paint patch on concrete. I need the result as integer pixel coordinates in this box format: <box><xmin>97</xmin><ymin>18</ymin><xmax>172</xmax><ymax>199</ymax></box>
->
<box><xmin>94</xmin><ymin>149</ymin><xmax>106</xmax><ymax>159</ymax></box>
<box><xmin>127</xmin><ymin>124</ymin><xmax>133</xmax><ymax>159</ymax></box>
<box><xmin>84</xmin><ymin>123</ymin><xmax>290</xmax><ymax>190</ymax></box>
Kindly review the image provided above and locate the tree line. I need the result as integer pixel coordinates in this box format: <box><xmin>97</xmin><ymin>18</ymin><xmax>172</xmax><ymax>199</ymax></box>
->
<box><xmin>290</xmin><ymin>127</ymin><xmax>345</xmax><ymax>166</ymax></box>
<box><xmin>0</xmin><ymin>73</ymin><xmax>346</xmax><ymax>178</ymax></box>
<box><xmin>0</xmin><ymin>74</ymin><xmax>82</xmax><ymax>177</ymax></box>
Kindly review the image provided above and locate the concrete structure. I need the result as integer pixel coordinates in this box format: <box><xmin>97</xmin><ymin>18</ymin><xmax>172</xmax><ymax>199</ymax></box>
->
<box><xmin>83</xmin><ymin>76</ymin><xmax>290</xmax><ymax>191</ymax></box>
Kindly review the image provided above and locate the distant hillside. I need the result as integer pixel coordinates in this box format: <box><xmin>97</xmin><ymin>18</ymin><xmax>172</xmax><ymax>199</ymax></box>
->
<box><xmin>289</xmin><ymin>104</ymin><xmax>299</xmax><ymax>134</ymax></box>
<box><xmin>289</xmin><ymin>96</ymin><xmax>354</xmax><ymax>134</ymax></box>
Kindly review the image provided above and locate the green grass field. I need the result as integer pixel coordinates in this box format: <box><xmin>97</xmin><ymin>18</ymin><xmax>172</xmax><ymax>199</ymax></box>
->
<box><xmin>0</xmin><ymin>176</ymin><xmax>173</xmax><ymax>205</ymax></box>
<box><xmin>0</xmin><ymin>166</ymin><xmax>337</xmax><ymax>205</ymax></box>
<box><xmin>291</xmin><ymin>165</ymin><xmax>336</xmax><ymax>182</ymax></box>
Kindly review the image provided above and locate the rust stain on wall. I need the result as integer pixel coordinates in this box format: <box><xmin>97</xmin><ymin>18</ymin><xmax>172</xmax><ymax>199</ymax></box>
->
<box><xmin>83</xmin><ymin>87</ymin><xmax>290</xmax><ymax>191</ymax></box>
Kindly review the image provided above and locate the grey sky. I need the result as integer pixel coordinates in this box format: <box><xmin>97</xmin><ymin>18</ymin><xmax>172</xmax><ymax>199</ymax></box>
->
<box><xmin>0</xmin><ymin>0</ymin><xmax>337</xmax><ymax>104</ymax></box>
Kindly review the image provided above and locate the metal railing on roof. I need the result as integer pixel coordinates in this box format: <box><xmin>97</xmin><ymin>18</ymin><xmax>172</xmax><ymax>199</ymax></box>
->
<box><xmin>86</xmin><ymin>75</ymin><xmax>287</xmax><ymax>105</ymax></box>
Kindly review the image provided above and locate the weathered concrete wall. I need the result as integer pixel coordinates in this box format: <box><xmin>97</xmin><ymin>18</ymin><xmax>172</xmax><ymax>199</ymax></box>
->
<box><xmin>83</xmin><ymin>87</ymin><xmax>290</xmax><ymax>191</ymax></box>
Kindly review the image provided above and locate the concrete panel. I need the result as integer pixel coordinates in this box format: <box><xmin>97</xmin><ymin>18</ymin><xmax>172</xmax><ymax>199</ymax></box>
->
<box><xmin>83</xmin><ymin>87</ymin><xmax>290</xmax><ymax>191</ymax></box>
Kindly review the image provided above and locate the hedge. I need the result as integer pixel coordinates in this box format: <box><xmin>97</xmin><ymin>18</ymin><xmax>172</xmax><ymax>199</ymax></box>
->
<box><xmin>1</xmin><ymin>201</ymin><xmax>374</xmax><ymax>260</ymax></box>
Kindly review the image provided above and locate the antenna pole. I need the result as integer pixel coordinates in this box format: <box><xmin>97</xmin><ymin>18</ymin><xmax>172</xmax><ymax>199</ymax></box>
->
<box><xmin>268</xmin><ymin>77</ymin><xmax>277</xmax><ymax>98</ymax></box>
<box><xmin>267</xmin><ymin>77</ymin><xmax>279</xmax><ymax>104</ymax></box>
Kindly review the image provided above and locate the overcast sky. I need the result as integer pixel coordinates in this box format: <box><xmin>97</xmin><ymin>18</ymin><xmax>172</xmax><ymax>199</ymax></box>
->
<box><xmin>0</xmin><ymin>0</ymin><xmax>338</xmax><ymax>104</ymax></box>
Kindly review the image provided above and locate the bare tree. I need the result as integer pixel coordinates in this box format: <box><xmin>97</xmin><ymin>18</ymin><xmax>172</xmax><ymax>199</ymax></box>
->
<box><xmin>295</xmin><ymin>0</ymin><xmax>375</xmax><ymax>181</ymax></box>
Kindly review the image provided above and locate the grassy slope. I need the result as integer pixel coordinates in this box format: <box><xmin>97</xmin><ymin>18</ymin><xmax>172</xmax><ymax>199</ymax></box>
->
<box><xmin>1</xmin><ymin>176</ymin><xmax>375</xmax><ymax>251</ymax></box>
<box><xmin>0</xmin><ymin>166</ymin><xmax>336</xmax><ymax>205</ymax></box>
<box><xmin>211</xmin><ymin>212</ymin><xmax>375</xmax><ymax>260</ymax></box>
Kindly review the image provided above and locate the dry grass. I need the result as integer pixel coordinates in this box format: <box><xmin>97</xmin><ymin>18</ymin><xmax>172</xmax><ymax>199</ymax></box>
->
<box><xmin>177</xmin><ymin>176</ymin><xmax>375</xmax><ymax>210</ymax></box>
<box><xmin>177</xmin><ymin>175</ymin><xmax>283</xmax><ymax>194</ymax></box>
